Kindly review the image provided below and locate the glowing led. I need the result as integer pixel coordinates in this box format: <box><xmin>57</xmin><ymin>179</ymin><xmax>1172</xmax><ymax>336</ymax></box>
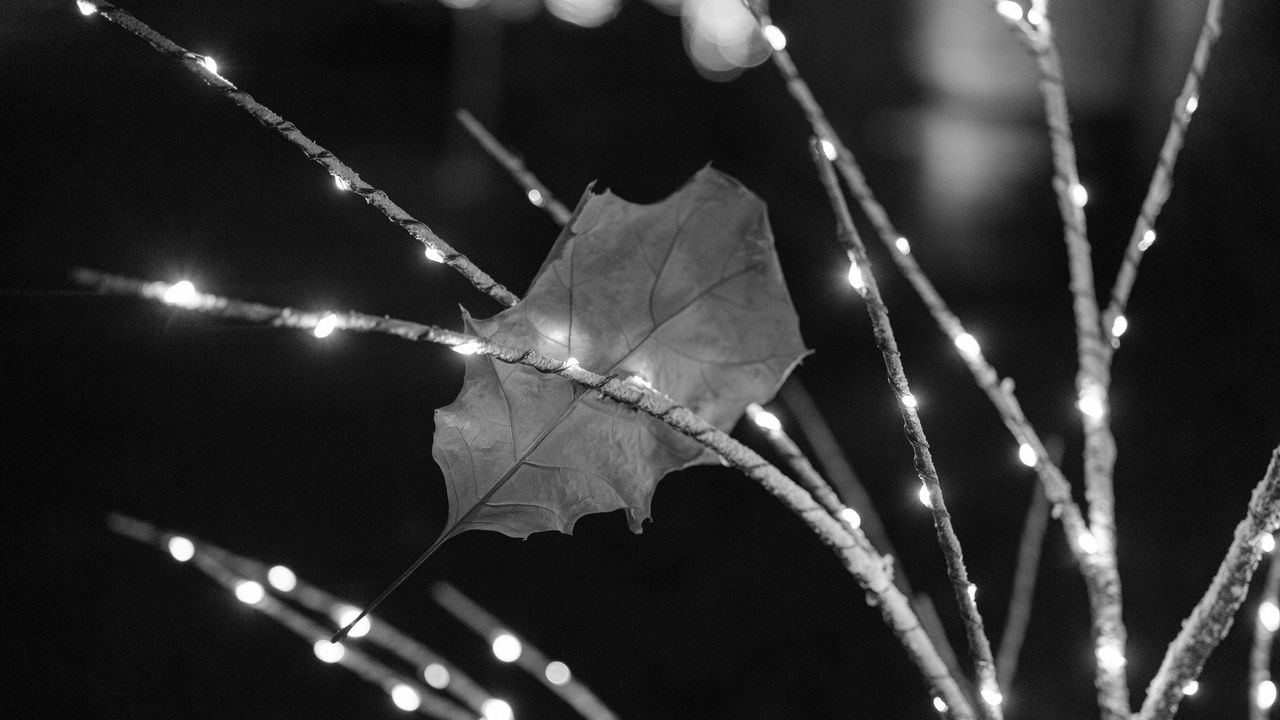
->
<box><xmin>1138</xmin><ymin>229</ymin><xmax>1157</xmax><ymax>252</ymax></box>
<box><xmin>1096</xmin><ymin>642</ymin><xmax>1127</xmax><ymax>671</ymax></box>
<box><xmin>167</xmin><ymin>535</ymin><xmax>196</xmax><ymax>562</ymax></box>
<box><xmin>918</xmin><ymin>482</ymin><xmax>932</xmax><ymax>508</ymax></box>
<box><xmin>313</xmin><ymin>313</ymin><xmax>339</xmax><ymax>339</ymax></box>
<box><xmin>390</xmin><ymin>683</ymin><xmax>420</xmax><ymax>712</ymax></box>
<box><xmin>423</xmin><ymin>663</ymin><xmax>450</xmax><ymax>689</ymax></box>
<box><xmin>491</xmin><ymin>632</ymin><xmax>523</xmax><ymax>662</ymax></box>
<box><xmin>1258</xmin><ymin>680</ymin><xmax>1277</xmax><ymax>710</ymax></box>
<box><xmin>1110</xmin><ymin>314</ymin><xmax>1128</xmax><ymax>338</ymax></box>
<box><xmin>1077</xmin><ymin>385</ymin><xmax>1106</xmax><ymax>420</ymax></box>
<box><xmin>546</xmin><ymin>0</ymin><xmax>619</xmax><ymax>27</ymax></box>
<box><xmin>1026</xmin><ymin>7</ymin><xmax>1044</xmax><ymax>24</ymax></box>
<box><xmin>626</xmin><ymin>373</ymin><xmax>653</xmax><ymax>390</ymax></box>
<box><xmin>839</xmin><ymin>507</ymin><xmax>862</xmax><ymax>530</ymax></box>
<box><xmin>1182</xmin><ymin>680</ymin><xmax>1199</xmax><ymax>697</ymax></box>
<box><xmin>545</xmin><ymin>660</ymin><xmax>572</xmax><ymax>685</ymax></box>
<box><xmin>1018</xmin><ymin>443</ymin><xmax>1037</xmax><ymax>468</ymax></box>
<box><xmin>234</xmin><ymin>580</ymin><xmax>265</xmax><ymax>605</ymax></box>
<box><xmin>1070</xmin><ymin>183</ymin><xmax>1089</xmax><ymax>208</ymax></box>
<box><xmin>761</xmin><ymin>24</ymin><xmax>787</xmax><ymax>51</ymax></box>
<box><xmin>482</xmin><ymin>698</ymin><xmax>514</xmax><ymax>720</ymax></box>
<box><xmin>267</xmin><ymin>565</ymin><xmax>297</xmax><ymax>592</ymax></box>
<box><xmin>901</xmin><ymin>393</ymin><xmax>918</xmax><ymax>409</ymax></box>
<box><xmin>967</xmin><ymin>584</ymin><xmax>978</xmax><ymax>603</ymax></box>
<box><xmin>895</xmin><ymin>236</ymin><xmax>911</xmax><ymax>255</ymax></box>
<box><xmin>76</xmin><ymin>0</ymin><xmax>97</xmax><ymax>15</ymax></box>
<box><xmin>1078</xmin><ymin>532</ymin><xmax>1099</xmax><ymax>554</ymax></box>
<box><xmin>752</xmin><ymin>409</ymin><xmax>783</xmax><ymax>433</ymax></box>
<box><xmin>1260</xmin><ymin>600</ymin><xmax>1280</xmax><ymax>633</ymax></box>
<box><xmin>335</xmin><ymin>607</ymin><xmax>371</xmax><ymax>639</ymax></box>
<box><xmin>819</xmin><ymin>139</ymin><xmax>838</xmax><ymax>162</ymax></box>
<box><xmin>162</xmin><ymin>280</ymin><xmax>200</xmax><ymax>308</ymax></box>
<box><xmin>981</xmin><ymin>685</ymin><xmax>1003</xmax><ymax>706</ymax></box>
<box><xmin>995</xmin><ymin>1</ymin><xmax>1024</xmax><ymax>22</ymax></box>
<box><xmin>933</xmin><ymin>696</ymin><xmax>948</xmax><ymax>713</ymax></box>
<box><xmin>451</xmin><ymin>341</ymin><xmax>481</xmax><ymax>355</ymax></box>
<box><xmin>200</xmin><ymin>56</ymin><xmax>219</xmax><ymax>75</ymax></box>
<box><xmin>527</xmin><ymin>189</ymin><xmax>545</xmax><ymax>207</ymax></box>
<box><xmin>846</xmin><ymin>261</ymin><xmax>866</xmax><ymax>291</ymax></box>
<box><xmin>563</xmin><ymin>357</ymin><xmax>580</xmax><ymax>369</ymax></box>
<box><xmin>954</xmin><ymin>332</ymin><xmax>981</xmax><ymax>359</ymax></box>
<box><xmin>1262</xmin><ymin>533</ymin><xmax>1276</xmax><ymax>553</ymax></box>
<box><xmin>424</xmin><ymin>247</ymin><xmax>445</xmax><ymax>263</ymax></box>
<box><xmin>333</xmin><ymin>174</ymin><xmax>353</xmax><ymax>192</ymax></box>
<box><xmin>314</xmin><ymin>640</ymin><xmax>345</xmax><ymax>663</ymax></box>
<box><xmin>1185</xmin><ymin>94</ymin><xmax>1199</xmax><ymax>115</ymax></box>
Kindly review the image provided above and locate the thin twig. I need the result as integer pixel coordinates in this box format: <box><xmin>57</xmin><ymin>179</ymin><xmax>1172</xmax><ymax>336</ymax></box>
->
<box><xmin>1136</xmin><ymin>447</ymin><xmax>1280</xmax><ymax>720</ymax></box>
<box><xmin>75</xmin><ymin>267</ymin><xmax>978</xmax><ymax>720</ymax></box>
<box><xmin>1103</xmin><ymin>0</ymin><xmax>1225</xmax><ymax>336</ymax></box>
<box><xmin>808</xmin><ymin>144</ymin><xmax>1002</xmax><ymax>720</ymax></box>
<box><xmin>87</xmin><ymin>1</ymin><xmax>518</xmax><ymax>308</ymax></box>
<box><xmin>996</xmin><ymin>480</ymin><xmax>1050</xmax><ymax>692</ymax></box>
<box><xmin>1250</xmin><ymin>542</ymin><xmax>1280</xmax><ymax>720</ymax></box>
<box><xmin>455</xmin><ymin>109</ymin><xmax>573</xmax><ymax>226</ymax></box>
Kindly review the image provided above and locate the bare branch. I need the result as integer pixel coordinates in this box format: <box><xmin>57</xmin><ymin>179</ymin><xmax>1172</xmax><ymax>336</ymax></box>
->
<box><xmin>996</xmin><ymin>481</ymin><xmax>1051</xmax><ymax>692</ymax></box>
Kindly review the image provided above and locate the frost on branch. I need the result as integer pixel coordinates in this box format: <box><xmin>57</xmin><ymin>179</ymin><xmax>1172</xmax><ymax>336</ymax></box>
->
<box><xmin>432</xmin><ymin>167</ymin><xmax>809</xmax><ymax>541</ymax></box>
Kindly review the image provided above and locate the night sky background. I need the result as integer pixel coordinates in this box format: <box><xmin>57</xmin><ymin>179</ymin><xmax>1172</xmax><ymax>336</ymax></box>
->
<box><xmin>4</xmin><ymin>0</ymin><xmax>1280</xmax><ymax>718</ymax></box>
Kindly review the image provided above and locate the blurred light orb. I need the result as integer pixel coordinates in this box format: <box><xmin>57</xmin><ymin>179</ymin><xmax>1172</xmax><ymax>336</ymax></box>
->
<box><xmin>1096</xmin><ymin>642</ymin><xmax>1126</xmax><ymax>671</ymax></box>
<box><xmin>167</xmin><ymin>535</ymin><xmax>196</xmax><ymax>562</ymax></box>
<box><xmin>333</xmin><ymin>174</ymin><xmax>353</xmax><ymax>192</ymax></box>
<box><xmin>683</xmin><ymin>0</ymin><xmax>769</xmax><ymax>80</ymax></box>
<box><xmin>313</xmin><ymin>313</ymin><xmax>339</xmax><ymax>339</ymax></box>
<box><xmin>1262</xmin><ymin>533</ymin><xmax>1276</xmax><ymax>553</ymax></box>
<box><xmin>546</xmin><ymin>0</ymin><xmax>619</xmax><ymax>28</ymax></box>
<box><xmin>162</xmin><ymin>280</ymin><xmax>200</xmax><ymax>308</ymax></box>
<box><xmin>846</xmin><ymin>261</ymin><xmax>866</xmax><ymax>291</ymax></box>
<box><xmin>335</xmin><ymin>607</ymin><xmax>372</xmax><ymax>638</ymax></box>
<box><xmin>267</xmin><ymin>565</ymin><xmax>297</xmax><ymax>592</ymax></box>
<box><xmin>1258</xmin><ymin>680</ymin><xmax>1277</xmax><ymax>710</ymax></box>
<box><xmin>1110</xmin><ymin>314</ymin><xmax>1128</xmax><ymax>338</ymax></box>
<box><xmin>932</xmin><ymin>696</ymin><xmax>948</xmax><ymax>713</ymax></box>
<box><xmin>1182</xmin><ymin>680</ymin><xmax>1199</xmax><ymax>697</ymax></box>
<box><xmin>751</xmin><ymin>409</ymin><xmax>782</xmax><ymax>432</ymax></box>
<box><xmin>954</xmin><ymin>332</ymin><xmax>981</xmax><ymax>358</ymax></box>
<box><xmin>482</xmin><ymin>698</ymin><xmax>514</xmax><ymax>720</ymax></box>
<box><xmin>390</xmin><ymin>683</ymin><xmax>420</xmax><ymax>711</ymax></box>
<box><xmin>545</xmin><ymin>660</ymin><xmax>572</xmax><ymax>685</ymax></box>
<box><xmin>527</xmin><ymin>188</ymin><xmax>546</xmax><ymax>207</ymax></box>
<box><xmin>820</xmin><ymin>139</ymin><xmax>839</xmax><ymax>162</ymax></box>
<box><xmin>1070</xmin><ymin>183</ymin><xmax>1089</xmax><ymax>208</ymax></box>
<box><xmin>995</xmin><ymin>1</ymin><xmax>1023</xmax><ymax>22</ymax></box>
<box><xmin>452</xmin><ymin>341</ymin><xmax>481</xmax><ymax>355</ymax></box>
<box><xmin>1185</xmin><ymin>94</ymin><xmax>1200</xmax><ymax>115</ymax></box>
<box><xmin>1018</xmin><ymin>443</ymin><xmax>1037</xmax><ymax>468</ymax></box>
<box><xmin>491</xmin><ymin>632</ymin><xmax>523</xmax><ymax>662</ymax></box>
<box><xmin>1138</xmin><ymin>229</ymin><xmax>1157</xmax><ymax>252</ymax></box>
<box><xmin>76</xmin><ymin>1</ymin><xmax>97</xmax><ymax>15</ymax></box>
<box><xmin>314</xmin><ymin>640</ymin><xmax>345</xmax><ymax>663</ymax></box>
<box><xmin>895</xmin><ymin>236</ymin><xmax>911</xmax><ymax>255</ymax></box>
<box><xmin>901</xmin><ymin>393</ymin><xmax>919</xmax><ymax>409</ymax></box>
<box><xmin>839</xmin><ymin>507</ymin><xmax>862</xmax><ymax>530</ymax></box>
<box><xmin>1260</xmin><ymin>600</ymin><xmax>1280</xmax><ymax>633</ymax></box>
<box><xmin>1078</xmin><ymin>532</ymin><xmax>1099</xmax><ymax>554</ymax></box>
<box><xmin>918</xmin><ymin>482</ymin><xmax>932</xmax><ymax>508</ymax></box>
<box><xmin>425</xmin><ymin>247</ymin><xmax>446</xmax><ymax>263</ymax></box>
<box><xmin>200</xmin><ymin>56</ymin><xmax>219</xmax><ymax>75</ymax></box>
<box><xmin>761</xmin><ymin>24</ymin><xmax>787</xmax><ymax>51</ymax></box>
<box><xmin>423</xmin><ymin>663</ymin><xmax>451</xmax><ymax>689</ymax></box>
<box><xmin>235</xmin><ymin>580</ymin><xmax>265</xmax><ymax>605</ymax></box>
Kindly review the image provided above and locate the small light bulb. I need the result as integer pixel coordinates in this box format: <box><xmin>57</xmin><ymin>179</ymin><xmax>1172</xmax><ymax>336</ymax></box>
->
<box><xmin>1182</xmin><ymin>680</ymin><xmax>1200</xmax><ymax>697</ymax></box>
<box><xmin>422</xmin><ymin>663</ymin><xmax>450</xmax><ymax>688</ymax></box>
<box><xmin>1258</xmin><ymin>680</ymin><xmax>1277</xmax><ymax>710</ymax></box>
<box><xmin>981</xmin><ymin>685</ymin><xmax>1003</xmax><ymax>706</ymax></box>
<box><xmin>1077</xmin><ymin>385</ymin><xmax>1106</xmax><ymax>420</ymax></box>
<box><xmin>1070</xmin><ymin>183</ymin><xmax>1089</xmax><ymax>208</ymax></box>
<box><xmin>333</xmin><ymin>174</ymin><xmax>353</xmax><ymax>192</ymax></box>
<box><xmin>820</xmin><ymin>139</ymin><xmax>838</xmax><ymax>162</ymax></box>
<box><xmin>901</xmin><ymin>393</ymin><xmax>918</xmax><ymax>409</ymax></box>
<box><xmin>995</xmin><ymin>0</ymin><xmax>1024</xmax><ymax>22</ymax></box>
<box><xmin>1026</xmin><ymin>7</ymin><xmax>1044</xmax><ymax>24</ymax></box>
<box><xmin>1018</xmin><ymin>443</ymin><xmax>1037</xmax><ymax>468</ymax></box>
<box><xmin>1078</xmin><ymin>532</ymin><xmax>1099</xmax><ymax>554</ymax></box>
<box><xmin>895</xmin><ymin>236</ymin><xmax>911</xmax><ymax>255</ymax></box>
<box><xmin>162</xmin><ymin>280</ymin><xmax>200</xmax><ymax>308</ymax></box>
<box><xmin>563</xmin><ymin>357</ymin><xmax>580</xmax><ymax>369</ymax></box>
<box><xmin>390</xmin><ymin>683</ymin><xmax>420</xmax><ymax>712</ymax></box>
<box><xmin>1096</xmin><ymin>642</ymin><xmax>1127</xmax><ymax>671</ymax></box>
<box><xmin>424</xmin><ymin>247</ymin><xmax>445</xmax><ymax>263</ymax></box>
<box><xmin>267</xmin><ymin>565</ymin><xmax>297</xmax><ymax>592</ymax></box>
<box><xmin>1138</xmin><ymin>229</ymin><xmax>1157</xmax><ymax>252</ymax></box>
<box><xmin>1185</xmin><ymin>94</ymin><xmax>1199</xmax><ymax>115</ymax></box>
<box><xmin>314</xmin><ymin>640</ymin><xmax>345</xmax><ymax>663</ymax></box>
<box><xmin>313</xmin><ymin>313</ymin><xmax>339</xmax><ymax>339</ymax></box>
<box><xmin>451</xmin><ymin>341</ymin><xmax>481</xmax><ymax>355</ymax></box>
<box><xmin>933</xmin><ymin>696</ymin><xmax>948</xmax><ymax>713</ymax></box>
<box><xmin>1262</xmin><ymin>533</ymin><xmax>1276</xmax><ymax>553</ymax></box>
<box><xmin>954</xmin><ymin>333</ymin><xmax>981</xmax><ymax>359</ymax></box>
<box><xmin>491</xmin><ymin>632</ymin><xmax>523</xmax><ymax>662</ymax></box>
<box><xmin>1111</xmin><ymin>314</ymin><xmax>1128</xmax><ymax>338</ymax></box>
<box><xmin>1260</xmin><ymin>601</ymin><xmax>1280</xmax><ymax>632</ymax></box>
<box><xmin>545</xmin><ymin>660</ymin><xmax>572</xmax><ymax>686</ymax></box>
<box><xmin>527</xmin><ymin>188</ymin><xmax>545</xmax><ymax>207</ymax></box>
<box><xmin>918</xmin><ymin>482</ymin><xmax>932</xmax><ymax>508</ymax></box>
<box><xmin>967</xmin><ymin>584</ymin><xmax>978</xmax><ymax>603</ymax></box>
<box><xmin>482</xmin><ymin>698</ymin><xmax>514</xmax><ymax>720</ymax></box>
<box><xmin>762</xmin><ymin>24</ymin><xmax>787</xmax><ymax>51</ymax></box>
<box><xmin>847</xmin><ymin>261</ymin><xmax>866</xmax><ymax>291</ymax></box>
<box><xmin>335</xmin><ymin>607</ymin><xmax>371</xmax><ymax>638</ymax></box>
<box><xmin>626</xmin><ymin>373</ymin><xmax>653</xmax><ymax>390</ymax></box>
<box><xmin>76</xmin><ymin>0</ymin><xmax>97</xmax><ymax>15</ymax></box>
<box><xmin>200</xmin><ymin>56</ymin><xmax>219</xmax><ymax>75</ymax></box>
<box><xmin>839</xmin><ymin>507</ymin><xmax>862</xmax><ymax>530</ymax></box>
<box><xmin>167</xmin><ymin>535</ymin><xmax>196</xmax><ymax>562</ymax></box>
<box><xmin>752</xmin><ymin>409</ymin><xmax>783</xmax><ymax>433</ymax></box>
<box><xmin>235</xmin><ymin>580</ymin><xmax>265</xmax><ymax>605</ymax></box>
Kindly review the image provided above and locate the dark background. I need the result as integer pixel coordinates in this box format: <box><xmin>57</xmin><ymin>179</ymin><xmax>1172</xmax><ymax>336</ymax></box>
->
<box><xmin>4</xmin><ymin>0</ymin><xmax>1279</xmax><ymax>718</ymax></box>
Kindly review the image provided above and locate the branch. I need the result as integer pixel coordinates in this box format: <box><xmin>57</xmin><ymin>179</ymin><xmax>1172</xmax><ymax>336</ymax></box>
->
<box><xmin>85</xmin><ymin>1</ymin><xmax>519</xmax><ymax>308</ymax></box>
<box><xmin>455</xmin><ymin>109</ymin><xmax>573</xmax><ymax>226</ymax></box>
<box><xmin>1136</xmin><ymin>446</ymin><xmax>1280</xmax><ymax>720</ymax></box>
<box><xmin>75</xmin><ymin>267</ymin><xmax>977</xmax><ymax>720</ymax></box>
<box><xmin>808</xmin><ymin>144</ymin><xmax>1003</xmax><ymax>720</ymax></box>
<box><xmin>996</xmin><ymin>480</ymin><xmax>1051</xmax><ymax>692</ymax></box>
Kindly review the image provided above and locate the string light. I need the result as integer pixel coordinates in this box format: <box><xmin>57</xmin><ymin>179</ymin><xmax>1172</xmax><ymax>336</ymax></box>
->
<box><xmin>1262</xmin><ymin>533</ymin><xmax>1276</xmax><ymax>553</ymax></box>
<box><xmin>526</xmin><ymin>189</ymin><xmax>545</xmax><ymax>207</ymax></box>
<box><xmin>267</xmin><ymin>565</ymin><xmax>297</xmax><ymax>592</ymax></box>
<box><xmin>1138</xmin><ymin>229</ymin><xmax>1157</xmax><ymax>252</ymax></box>
<box><xmin>918</xmin><ymin>482</ymin><xmax>932</xmax><ymax>508</ymax></box>
<box><xmin>234</xmin><ymin>580</ymin><xmax>266</xmax><ymax>605</ymax></box>
<box><xmin>967</xmin><ymin>584</ymin><xmax>978</xmax><ymax>603</ymax></box>
<box><xmin>954</xmin><ymin>332</ymin><xmax>981</xmax><ymax>359</ymax></box>
<box><xmin>1096</xmin><ymin>642</ymin><xmax>1127</xmax><ymax>671</ymax></box>
<box><xmin>839</xmin><ymin>507</ymin><xmax>862</xmax><ymax>530</ymax></box>
<box><xmin>901</xmin><ymin>393</ymin><xmax>919</xmax><ymax>409</ymax></box>
<box><xmin>335</xmin><ymin>606</ymin><xmax>372</xmax><ymax>639</ymax></box>
<box><xmin>751</xmin><ymin>409</ymin><xmax>783</xmax><ymax>432</ymax></box>
<box><xmin>932</xmin><ymin>696</ymin><xmax>948</xmax><ymax>713</ymax></box>
<box><xmin>545</xmin><ymin>660</ymin><xmax>572</xmax><ymax>686</ymax></box>
<box><xmin>819</xmin><ymin>139</ymin><xmax>838</xmax><ymax>162</ymax></box>
<box><xmin>481</xmin><ymin>698</ymin><xmax>514</xmax><ymax>720</ymax></box>
<box><xmin>1026</xmin><ymin>7</ymin><xmax>1044</xmax><ymax>25</ymax></box>
<box><xmin>1070</xmin><ymin>183</ymin><xmax>1089</xmax><ymax>208</ymax></box>
<box><xmin>200</xmin><ymin>55</ymin><xmax>219</xmax><ymax>75</ymax></box>
<box><xmin>314</xmin><ymin>640</ymin><xmax>345</xmax><ymax>664</ymax></box>
<box><xmin>424</xmin><ymin>247</ymin><xmax>445</xmax><ymax>263</ymax></box>
<box><xmin>1077</xmin><ymin>532</ymin><xmax>1099</xmax><ymax>554</ymax></box>
<box><xmin>1260</xmin><ymin>600</ymin><xmax>1280</xmax><ymax>633</ymax></box>
<box><xmin>451</xmin><ymin>341</ymin><xmax>481</xmax><ymax>355</ymax></box>
<box><xmin>313</xmin><ymin>313</ymin><xmax>339</xmax><ymax>339</ymax></box>
<box><xmin>422</xmin><ymin>663</ymin><xmax>450</xmax><ymax>689</ymax></box>
<box><xmin>1018</xmin><ymin>443</ymin><xmax>1037</xmax><ymax>468</ymax></box>
<box><xmin>333</xmin><ymin>174</ymin><xmax>353</xmax><ymax>192</ymax></box>
<box><xmin>995</xmin><ymin>1</ymin><xmax>1024</xmax><ymax>22</ymax></box>
<box><xmin>1258</xmin><ymin>680</ymin><xmax>1277</xmax><ymax>710</ymax></box>
<box><xmin>162</xmin><ymin>280</ymin><xmax>200</xmax><ymax>308</ymax></box>
<box><xmin>761</xmin><ymin>24</ymin><xmax>787</xmax><ymax>52</ymax></box>
<box><xmin>846</xmin><ymin>260</ymin><xmax>866</xmax><ymax>291</ymax></box>
<box><xmin>1182</xmin><ymin>680</ymin><xmax>1199</xmax><ymax>697</ymax></box>
<box><xmin>76</xmin><ymin>0</ymin><xmax>97</xmax><ymax>15</ymax></box>
<box><xmin>1110</xmin><ymin>314</ymin><xmax>1128</xmax><ymax>338</ymax></box>
<box><xmin>1185</xmin><ymin>94</ymin><xmax>1200</xmax><ymax>115</ymax></box>
<box><xmin>491</xmin><ymin>632</ymin><xmax>523</xmax><ymax>662</ymax></box>
<box><xmin>980</xmin><ymin>683</ymin><xmax>1004</xmax><ymax>707</ymax></box>
<box><xmin>895</xmin><ymin>236</ymin><xmax>911</xmax><ymax>255</ymax></box>
<box><xmin>167</xmin><ymin>535</ymin><xmax>196</xmax><ymax>562</ymax></box>
<box><xmin>1077</xmin><ymin>384</ymin><xmax>1106</xmax><ymax>420</ymax></box>
<box><xmin>390</xmin><ymin>683</ymin><xmax>421</xmax><ymax>712</ymax></box>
